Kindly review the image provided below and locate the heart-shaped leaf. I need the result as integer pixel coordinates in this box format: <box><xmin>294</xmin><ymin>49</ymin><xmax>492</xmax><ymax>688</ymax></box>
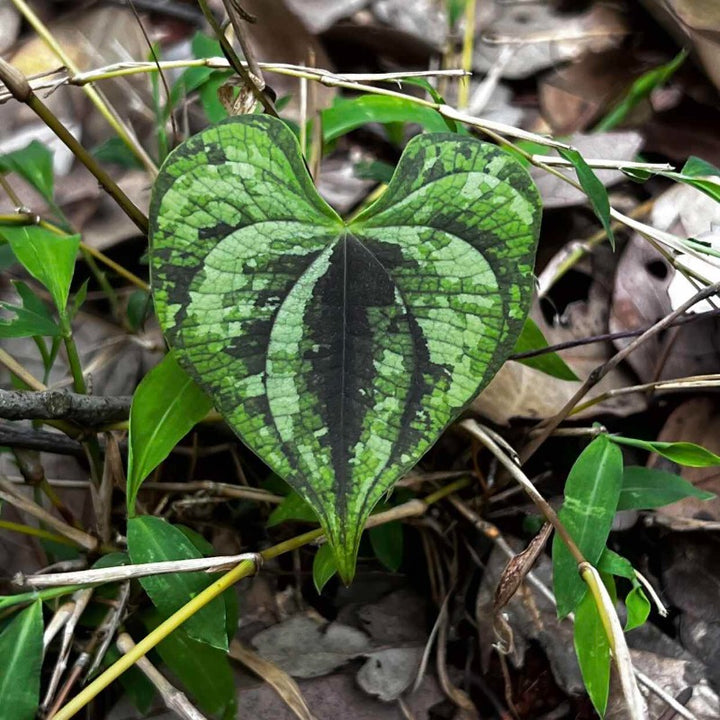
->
<box><xmin>150</xmin><ymin>115</ymin><xmax>540</xmax><ymax>580</ymax></box>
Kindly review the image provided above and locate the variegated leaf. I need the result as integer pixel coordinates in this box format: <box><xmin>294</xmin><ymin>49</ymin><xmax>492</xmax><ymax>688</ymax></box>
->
<box><xmin>149</xmin><ymin>114</ymin><xmax>540</xmax><ymax>580</ymax></box>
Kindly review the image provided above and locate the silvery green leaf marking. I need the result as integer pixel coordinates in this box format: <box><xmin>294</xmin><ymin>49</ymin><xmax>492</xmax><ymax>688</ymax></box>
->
<box><xmin>149</xmin><ymin>115</ymin><xmax>541</xmax><ymax>581</ymax></box>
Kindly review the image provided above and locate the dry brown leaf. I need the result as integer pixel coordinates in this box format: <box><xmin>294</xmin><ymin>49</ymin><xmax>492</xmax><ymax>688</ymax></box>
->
<box><xmin>540</xmin><ymin>50</ymin><xmax>650</xmax><ymax>134</ymax></box>
<box><xmin>474</xmin><ymin>247</ymin><xmax>646</xmax><ymax>423</ymax></box>
<box><xmin>476</xmin><ymin>543</ymin><xmax>584</xmax><ymax>694</ymax></box>
<box><xmin>474</xmin><ymin>2</ymin><xmax>628</xmax><ymax>79</ymax></box>
<box><xmin>285</xmin><ymin>0</ymin><xmax>369</xmax><ymax>33</ymax></box>
<box><xmin>230</xmin><ymin>639</ymin><xmax>316</xmax><ymax>720</ymax></box>
<box><xmin>609</xmin><ymin>236</ymin><xmax>720</xmax><ymax>383</ymax></box>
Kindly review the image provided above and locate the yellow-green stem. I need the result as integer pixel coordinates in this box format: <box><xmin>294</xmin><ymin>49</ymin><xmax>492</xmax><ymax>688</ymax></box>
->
<box><xmin>458</xmin><ymin>0</ymin><xmax>476</xmax><ymax>109</ymax></box>
<box><xmin>0</xmin><ymin>519</ymin><xmax>77</xmax><ymax>547</ymax></box>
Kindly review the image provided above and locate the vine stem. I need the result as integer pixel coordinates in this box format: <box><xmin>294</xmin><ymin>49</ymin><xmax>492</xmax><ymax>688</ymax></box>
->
<box><xmin>50</xmin><ymin>477</ymin><xmax>471</xmax><ymax>720</ymax></box>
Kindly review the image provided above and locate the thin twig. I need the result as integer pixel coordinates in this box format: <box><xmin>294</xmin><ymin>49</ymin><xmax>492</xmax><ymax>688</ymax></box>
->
<box><xmin>0</xmin><ymin>477</ymin><xmax>98</xmax><ymax>552</ymax></box>
<box><xmin>17</xmin><ymin>553</ymin><xmax>261</xmax><ymax>588</ymax></box>
<box><xmin>0</xmin><ymin>389</ymin><xmax>131</xmax><ymax>425</ymax></box>
<box><xmin>460</xmin><ymin>419</ymin><xmax>585</xmax><ymax>564</ymax></box>
<box><xmin>117</xmin><ymin>633</ymin><xmax>207</xmax><ymax>720</ymax></box>
<box><xmin>510</xmin><ymin>309</ymin><xmax>720</xmax><ymax>361</ymax></box>
<box><xmin>521</xmin><ymin>280</ymin><xmax>720</xmax><ymax>462</ymax></box>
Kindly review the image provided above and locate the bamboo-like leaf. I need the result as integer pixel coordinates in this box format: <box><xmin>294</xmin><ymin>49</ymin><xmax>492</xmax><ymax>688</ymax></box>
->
<box><xmin>558</xmin><ymin>147</ymin><xmax>614</xmax><ymax>248</ymax></box>
<box><xmin>610</xmin><ymin>436</ymin><xmax>720</xmax><ymax>467</ymax></box>
<box><xmin>0</xmin><ymin>601</ymin><xmax>43</xmax><ymax>720</ymax></box>
<box><xmin>552</xmin><ymin>435</ymin><xmax>623</xmax><ymax>617</ymax></box>
<box><xmin>512</xmin><ymin>317</ymin><xmax>578</xmax><ymax>380</ymax></box>
<box><xmin>617</xmin><ymin>466</ymin><xmax>714</xmax><ymax>510</ymax></box>
<box><xmin>573</xmin><ymin>575</ymin><xmax>615</xmax><ymax>716</ymax></box>
<box><xmin>150</xmin><ymin>114</ymin><xmax>540</xmax><ymax>581</ymax></box>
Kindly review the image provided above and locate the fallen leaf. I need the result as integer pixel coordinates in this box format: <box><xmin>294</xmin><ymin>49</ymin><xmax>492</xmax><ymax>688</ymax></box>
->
<box><xmin>606</xmin><ymin>649</ymin><xmax>719</xmax><ymax>720</ymax></box>
<box><xmin>285</xmin><ymin>0</ymin><xmax>369</xmax><ymax>33</ymax></box>
<box><xmin>474</xmin><ymin>2</ymin><xmax>628</xmax><ymax>80</ymax></box>
<box><xmin>372</xmin><ymin>0</ymin><xmax>448</xmax><ymax>48</ymax></box>
<box><xmin>251</xmin><ymin>614</ymin><xmax>371</xmax><ymax>678</ymax></box>
<box><xmin>356</xmin><ymin>647</ymin><xmax>423</xmax><ymax>702</ymax></box>
<box><xmin>230</xmin><ymin>639</ymin><xmax>316</xmax><ymax>720</ymax></box>
<box><xmin>237</xmin><ymin>672</ymin><xmax>443</xmax><ymax>720</ymax></box>
<box><xmin>609</xmin><ymin>236</ymin><xmax>720</xmax><ymax>382</ymax></box>
<box><xmin>540</xmin><ymin>49</ymin><xmax>650</xmax><ymax>134</ymax></box>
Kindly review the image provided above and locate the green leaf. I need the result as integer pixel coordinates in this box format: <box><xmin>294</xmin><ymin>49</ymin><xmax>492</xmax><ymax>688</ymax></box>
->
<box><xmin>353</xmin><ymin>159</ymin><xmax>395</xmax><ymax>184</ymax></box>
<box><xmin>558</xmin><ymin>147</ymin><xmax>615</xmax><ymax>249</ymax></box>
<box><xmin>126</xmin><ymin>351</ymin><xmax>212</xmax><ymax>515</ymax></box>
<box><xmin>145</xmin><ymin>609</ymin><xmax>236</xmax><ymax>720</ymax></box>
<box><xmin>597</xmin><ymin>548</ymin><xmax>635</xmax><ymax>581</ymax></box>
<box><xmin>92</xmin><ymin>137</ymin><xmax>144</xmax><ymax>170</ymax></box>
<box><xmin>573</xmin><ymin>576</ymin><xmax>614</xmax><ymax>717</ymax></box>
<box><xmin>127</xmin><ymin>516</ymin><xmax>227</xmax><ymax>650</ymax></box>
<box><xmin>0</xmin><ymin>600</ymin><xmax>43</xmax><ymax>720</ymax></box>
<box><xmin>669</xmin><ymin>156</ymin><xmax>720</xmax><ymax>205</ymax></box>
<box><xmin>267</xmin><ymin>490</ymin><xmax>318</xmax><ymax>528</ymax></box>
<box><xmin>617</xmin><ymin>466</ymin><xmax>715</xmax><ymax>510</ymax></box>
<box><xmin>369</xmin><ymin>520</ymin><xmax>403</xmax><ymax>572</ymax></box>
<box><xmin>149</xmin><ymin>114</ymin><xmax>541</xmax><ymax>582</ymax></box>
<box><xmin>625</xmin><ymin>586</ymin><xmax>650</xmax><ymax>632</ymax></box>
<box><xmin>0</xmin><ymin>141</ymin><xmax>54</xmax><ymax>202</ymax></box>
<box><xmin>313</xmin><ymin>543</ymin><xmax>337</xmax><ymax>593</ymax></box>
<box><xmin>0</xmin><ymin>281</ymin><xmax>60</xmax><ymax>338</ymax></box>
<box><xmin>552</xmin><ymin>435</ymin><xmax>623</xmax><ymax>616</ymax></box>
<box><xmin>596</xmin><ymin>50</ymin><xmax>687</xmax><ymax>132</ymax></box>
<box><xmin>512</xmin><ymin>317</ymin><xmax>578</xmax><ymax>380</ymax></box>
<box><xmin>127</xmin><ymin>290</ymin><xmax>152</xmax><ymax>331</ymax></box>
<box><xmin>446</xmin><ymin>0</ymin><xmax>467</xmax><ymax>27</ymax></box>
<box><xmin>322</xmin><ymin>95</ymin><xmax>455</xmax><ymax>142</ymax></box>
<box><xmin>0</xmin><ymin>226</ymin><xmax>79</xmax><ymax>312</ymax></box>
<box><xmin>609</xmin><ymin>436</ymin><xmax>720</xmax><ymax>467</ymax></box>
